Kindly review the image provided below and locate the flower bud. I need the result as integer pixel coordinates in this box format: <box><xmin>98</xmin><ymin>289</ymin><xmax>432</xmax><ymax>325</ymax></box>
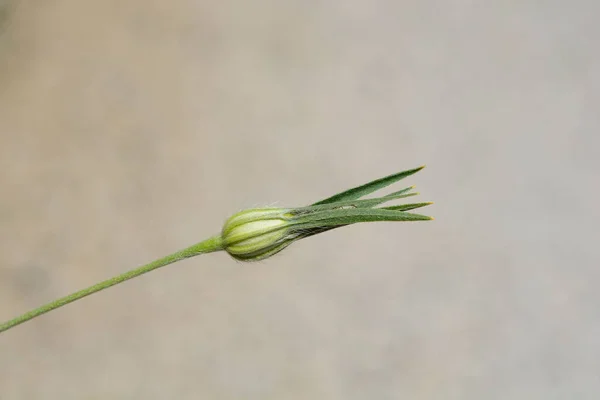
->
<box><xmin>221</xmin><ymin>208</ymin><xmax>296</xmax><ymax>261</ymax></box>
<box><xmin>219</xmin><ymin>166</ymin><xmax>433</xmax><ymax>262</ymax></box>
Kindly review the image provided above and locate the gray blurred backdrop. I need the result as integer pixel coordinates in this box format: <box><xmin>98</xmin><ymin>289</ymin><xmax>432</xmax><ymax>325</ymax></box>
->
<box><xmin>1</xmin><ymin>1</ymin><xmax>599</xmax><ymax>399</ymax></box>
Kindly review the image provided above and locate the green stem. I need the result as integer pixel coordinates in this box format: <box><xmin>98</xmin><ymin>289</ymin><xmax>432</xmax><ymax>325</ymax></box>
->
<box><xmin>0</xmin><ymin>235</ymin><xmax>223</xmax><ymax>334</ymax></box>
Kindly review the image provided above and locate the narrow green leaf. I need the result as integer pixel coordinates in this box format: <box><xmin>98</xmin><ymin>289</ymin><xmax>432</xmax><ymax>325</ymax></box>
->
<box><xmin>312</xmin><ymin>166</ymin><xmax>425</xmax><ymax>205</ymax></box>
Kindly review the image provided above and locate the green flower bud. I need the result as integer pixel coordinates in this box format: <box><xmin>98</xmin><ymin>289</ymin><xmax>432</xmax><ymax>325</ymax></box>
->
<box><xmin>221</xmin><ymin>208</ymin><xmax>297</xmax><ymax>261</ymax></box>
<box><xmin>221</xmin><ymin>166</ymin><xmax>433</xmax><ymax>262</ymax></box>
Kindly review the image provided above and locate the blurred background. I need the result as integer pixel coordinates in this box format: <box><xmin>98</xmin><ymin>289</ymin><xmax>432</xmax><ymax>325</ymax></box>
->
<box><xmin>0</xmin><ymin>0</ymin><xmax>599</xmax><ymax>398</ymax></box>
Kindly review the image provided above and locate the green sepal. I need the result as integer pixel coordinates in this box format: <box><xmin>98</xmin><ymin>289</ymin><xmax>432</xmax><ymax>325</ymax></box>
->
<box><xmin>292</xmin><ymin>208</ymin><xmax>432</xmax><ymax>230</ymax></box>
<box><xmin>294</xmin><ymin>201</ymin><xmax>433</xmax><ymax>238</ymax></box>
<box><xmin>381</xmin><ymin>202</ymin><xmax>433</xmax><ymax>212</ymax></box>
<box><xmin>294</xmin><ymin>187</ymin><xmax>417</xmax><ymax>214</ymax></box>
<box><xmin>312</xmin><ymin>166</ymin><xmax>425</xmax><ymax>205</ymax></box>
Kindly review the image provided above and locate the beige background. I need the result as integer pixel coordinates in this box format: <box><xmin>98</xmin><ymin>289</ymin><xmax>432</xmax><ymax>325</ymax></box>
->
<box><xmin>1</xmin><ymin>1</ymin><xmax>599</xmax><ymax>398</ymax></box>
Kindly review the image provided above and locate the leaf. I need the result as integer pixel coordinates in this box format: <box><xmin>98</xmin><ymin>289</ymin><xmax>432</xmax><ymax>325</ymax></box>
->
<box><xmin>312</xmin><ymin>166</ymin><xmax>425</xmax><ymax>205</ymax></box>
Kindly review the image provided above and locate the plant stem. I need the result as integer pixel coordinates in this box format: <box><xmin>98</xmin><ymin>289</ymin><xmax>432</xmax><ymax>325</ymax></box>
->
<box><xmin>0</xmin><ymin>235</ymin><xmax>223</xmax><ymax>334</ymax></box>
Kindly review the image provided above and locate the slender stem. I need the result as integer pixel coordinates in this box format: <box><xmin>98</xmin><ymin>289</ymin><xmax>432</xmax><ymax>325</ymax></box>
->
<box><xmin>0</xmin><ymin>235</ymin><xmax>223</xmax><ymax>334</ymax></box>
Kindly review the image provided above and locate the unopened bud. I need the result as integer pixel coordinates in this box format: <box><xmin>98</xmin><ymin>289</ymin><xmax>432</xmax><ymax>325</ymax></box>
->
<box><xmin>220</xmin><ymin>166</ymin><xmax>433</xmax><ymax>262</ymax></box>
<box><xmin>221</xmin><ymin>208</ymin><xmax>296</xmax><ymax>261</ymax></box>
